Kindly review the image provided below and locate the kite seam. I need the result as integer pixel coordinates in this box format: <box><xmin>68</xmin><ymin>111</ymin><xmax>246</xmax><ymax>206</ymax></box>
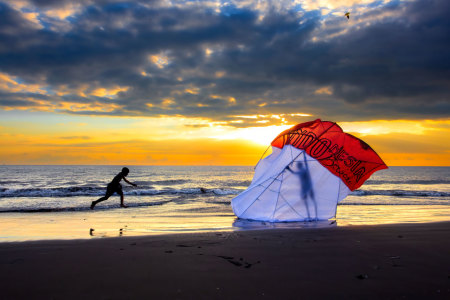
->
<box><xmin>271</xmin><ymin>169</ymin><xmax>285</xmax><ymax>220</ymax></box>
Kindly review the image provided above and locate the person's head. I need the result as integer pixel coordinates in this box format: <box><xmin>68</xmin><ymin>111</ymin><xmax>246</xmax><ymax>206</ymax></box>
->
<box><xmin>121</xmin><ymin>167</ymin><xmax>130</xmax><ymax>176</ymax></box>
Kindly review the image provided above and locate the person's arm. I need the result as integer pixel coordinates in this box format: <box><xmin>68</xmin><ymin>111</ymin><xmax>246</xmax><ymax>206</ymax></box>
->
<box><xmin>285</xmin><ymin>165</ymin><xmax>297</xmax><ymax>174</ymax></box>
<box><xmin>123</xmin><ymin>177</ymin><xmax>137</xmax><ymax>187</ymax></box>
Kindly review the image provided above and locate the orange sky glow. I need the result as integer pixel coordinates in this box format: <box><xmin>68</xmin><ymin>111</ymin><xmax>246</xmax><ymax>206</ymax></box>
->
<box><xmin>1</xmin><ymin>113</ymin><xmax>448</xmax><ymax>166</ymax></box>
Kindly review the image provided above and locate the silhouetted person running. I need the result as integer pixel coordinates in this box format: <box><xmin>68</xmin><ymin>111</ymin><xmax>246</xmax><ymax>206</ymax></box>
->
<box><xmin>90</xmin><ymin>167</ymin><xmax>137</xmax><ymax>210</ymax></box>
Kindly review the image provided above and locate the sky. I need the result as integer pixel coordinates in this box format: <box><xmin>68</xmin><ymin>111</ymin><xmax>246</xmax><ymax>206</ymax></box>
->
<box><xmin>0</xmin><ymin>0</ymin><xmax>449</xmax><ymax>166</ymax></box>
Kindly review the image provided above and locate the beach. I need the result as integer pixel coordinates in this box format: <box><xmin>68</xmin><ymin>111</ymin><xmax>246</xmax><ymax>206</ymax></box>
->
<box><xmin>1</xmin><ymin>165</ymin><xmax>449</xmax><ymax>298</ymax></box>
<box><xmin>1</xmin><ymin>222</ymin><xmax>449</xmax><ymax>299</ymax></box>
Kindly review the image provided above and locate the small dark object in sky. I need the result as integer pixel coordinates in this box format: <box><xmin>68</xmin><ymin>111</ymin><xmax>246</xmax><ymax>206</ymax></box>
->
<box><xmin>345</xmin><ymin>12</ymin><xmax>350</xmax><ymax>19</ymax></box>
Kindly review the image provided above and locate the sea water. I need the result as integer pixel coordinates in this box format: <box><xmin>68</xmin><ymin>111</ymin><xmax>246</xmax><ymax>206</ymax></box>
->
<box><xmin>0</xmin><ymin>166</ymin><xmax>449</xmax><ymax>241</ymax></box>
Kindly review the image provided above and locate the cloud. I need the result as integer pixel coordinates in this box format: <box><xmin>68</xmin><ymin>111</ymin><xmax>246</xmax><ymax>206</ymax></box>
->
<box><xmin>58</xmin><ymin>135</ymin><xmax>91</xmax><ymax>140</ymax></box>
<box><xmin>0</xmin><ymin>0</ymin><xmax>449</xmax><ymax>124</ymax></box>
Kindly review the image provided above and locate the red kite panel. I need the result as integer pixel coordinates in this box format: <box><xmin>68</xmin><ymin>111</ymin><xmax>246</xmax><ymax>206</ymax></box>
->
<box><xmin>271</xmin><ymin>119</ymin><xmax>388</xmax><ymax>190</ymax></box>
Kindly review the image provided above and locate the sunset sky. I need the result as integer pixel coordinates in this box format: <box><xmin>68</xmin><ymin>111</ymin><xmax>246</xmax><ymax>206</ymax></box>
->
<box><xmin>0</xmin><ymin>0</ymin><xmax>449</xmax><ymax>166</ymax></box>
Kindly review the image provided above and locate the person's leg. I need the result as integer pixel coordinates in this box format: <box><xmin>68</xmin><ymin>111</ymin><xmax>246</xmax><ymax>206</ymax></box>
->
<box><xmin>91</xmin><ymin>188</ymin><xmax>113</xmax><ymax>209</ymax></box>
<box><xmin>118</xmin><ymin>189</ymin><xmax>127</xmax><ymax>208</ymax></box>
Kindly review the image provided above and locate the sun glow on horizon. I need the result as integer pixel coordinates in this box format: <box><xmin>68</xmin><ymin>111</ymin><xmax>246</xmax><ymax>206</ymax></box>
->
<box><xmin>211</xmin><ymin>125</ymin><xmax>292</xmax><ymax>146</ymax></box>
<box><xmin>0</xmin><ymin>110</ymin><xmax>449</xmax><ymax>166</ymax></box>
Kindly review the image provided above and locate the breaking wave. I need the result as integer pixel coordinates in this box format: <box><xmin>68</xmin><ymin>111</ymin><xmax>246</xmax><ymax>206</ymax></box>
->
<box><xmin>149</xmin><ymin>179</ymin><xmax>190</xmax><ymax>185</ymax></box>
<box><xmin>351</xmin><ymin>189</ymin><xmax>450</xmax><ymax>197</ymax></box>
<box><xmin>0</xmin><ymin>186</ymin><xmax>242</xmax><ymax>198</ymax></box>
<box><xmin>1</xmin><ymin>185</ymin><xmax>449</xmax><ymax>199</ymax></box>
<box><xmin>365</xmin><ymin>179</ymin><xmax>450</xmax><ymax>185</ymax></box>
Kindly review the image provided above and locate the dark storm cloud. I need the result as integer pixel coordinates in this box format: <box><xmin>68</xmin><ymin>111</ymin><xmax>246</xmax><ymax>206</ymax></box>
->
<box><xmin>0</xmin><ymin>0</ymin><xmax>449</xmax><ymax>123</ymax></box>
<box><xmin>28</xmin><ymin>0</ymin><xmax>79</xmax><ymax>8</ymax></box>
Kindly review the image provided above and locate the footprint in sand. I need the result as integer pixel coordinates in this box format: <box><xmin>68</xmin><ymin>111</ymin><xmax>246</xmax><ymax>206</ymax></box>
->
<box><xmin>217</xmin><ymin>255</ymin><xmax>261</xmax><ymax>269</ymax></box>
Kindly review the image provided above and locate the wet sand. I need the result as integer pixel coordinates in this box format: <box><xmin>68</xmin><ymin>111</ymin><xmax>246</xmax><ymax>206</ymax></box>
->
<box><xmin>1</xmin><ymin>222</ymin><xmax>449</xmax><ymax>299</ymax></box>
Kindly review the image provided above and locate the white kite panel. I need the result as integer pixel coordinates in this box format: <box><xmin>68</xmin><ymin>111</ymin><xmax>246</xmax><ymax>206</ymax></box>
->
<box><xmin>231</xmin><ymin>145</ymin><xmax>351</xmax><ymax>222</ymax></box>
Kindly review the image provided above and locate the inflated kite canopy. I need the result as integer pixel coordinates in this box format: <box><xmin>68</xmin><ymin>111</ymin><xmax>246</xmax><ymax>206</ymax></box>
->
<box><xmin>231</xmin><ymin>119</ymin><xmax>387</xmax><ymax>222</ymax></box>
<box><xmin>271</xmin><ymin>119</ymin><xmax>387</xmax><ymax>191</ymax></box>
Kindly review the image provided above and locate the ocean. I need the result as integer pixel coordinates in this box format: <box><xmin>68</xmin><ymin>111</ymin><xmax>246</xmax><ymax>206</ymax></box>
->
<box><xmin>0</xmin><ymin>165</ymin><xmax>449</xmax><ymax>241</ymax></box>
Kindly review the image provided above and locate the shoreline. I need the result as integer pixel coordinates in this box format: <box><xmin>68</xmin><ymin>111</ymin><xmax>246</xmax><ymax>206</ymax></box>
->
<box><xmin>2</xmin><ymin>203</ymin><xmax>450</xmax><ymax>242</ymax></box>
<box><xmin>1</xmin><ymin>221</ymin><xmax>449</xmax><ymax>299</ymax></box>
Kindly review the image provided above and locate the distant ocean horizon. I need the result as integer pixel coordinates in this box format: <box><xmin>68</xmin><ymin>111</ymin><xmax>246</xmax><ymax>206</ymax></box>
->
<box><xmin>0</xmin><ymin>165</ymin><xmax>449</xmax><ymax>241</ymax></box>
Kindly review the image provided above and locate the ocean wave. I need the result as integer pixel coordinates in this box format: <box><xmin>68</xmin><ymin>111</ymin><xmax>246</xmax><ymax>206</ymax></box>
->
<box><xmin>0</xmin><ymin>180</ymin><xmax>27</xmax><ymax>184</ymax></box>
<box><xmin>0</xmin><ymin>186</ymin><xmax>242</xmax><ymax>198</ymax></box>
<box><xmin>149</xmin><ymin>179</ymin><xmax>190</xmax><ymax>185</ymax></box>
<box><xmin>1</xmin><ymin>186</ymin><xmax>448</xmax><ymax>199</ymax></box>
<box><xmin>351</xmin><ymin>189</ymin><xmax>450</xmax><ymax>197</ymax></box>
<box><xmin>339</xmin><ymin>201</ymin><xmax>450</xmax><ymax>206</ymax></box>
<box><xmin>211</xmin><ymin>188</ymin><xmax>238</xmax><ymax>195</ymax></box>
<box><xmin>366</xmin><ymin>179</ymin><xmax>450</xmax><ymax>185</ymax></box>
<box><xmin>210</xmin><ymin>180</ymin><xmax>253</xmax><ymax>187</ymax></box>
<box><xmin>0</xmin><ymin>187</ymin><xmax>104</xmax><ymax>197</ymax></box>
